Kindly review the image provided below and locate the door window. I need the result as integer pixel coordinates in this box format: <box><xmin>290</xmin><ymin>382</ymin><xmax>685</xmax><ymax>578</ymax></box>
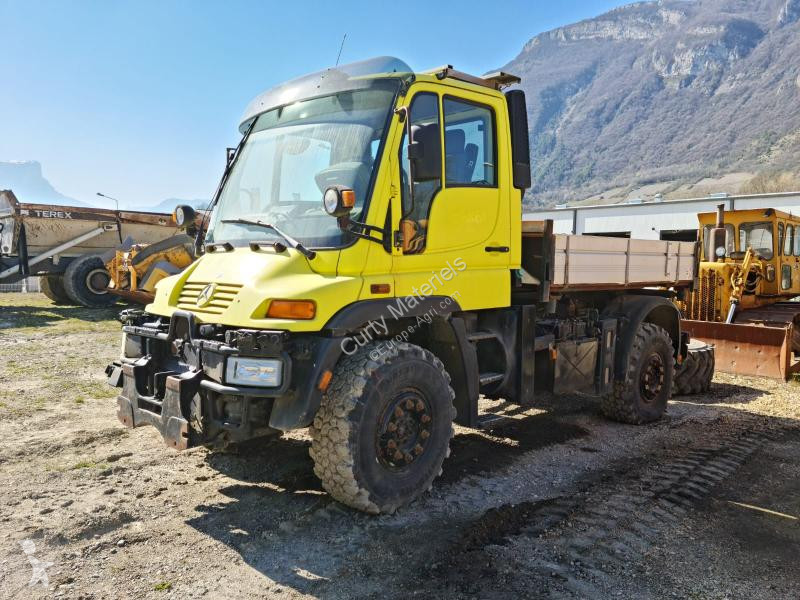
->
<box><xmin>739</xmin><ymin>222</ymin><xmax>774</xmax><ymax>260</ymax></box>
<box><xmin>399</xmin><ymin>93</ymin><xmax>441</xmax><ymax>254</ymax></box>
<box><xmin>702</xmin><ymin>224</ymin><xmax>735</xmax><ymax>257</ymax></box>
<box><xmin>783</xmin><ymin>224</ymin><xmax>793</xmax><ymax>256</ymax></box>
<box><xmin>443</xmin><ymin>97</ymin><xmax>496</xmax><ymax>186</ymax></box>
<box><xmin>794</xmin><ymin>225</ymin><xmax>800</xmax><ymax>256</ymax></box>
<box><xmin>779</xmin><ymin>223</ymin><xmax>785</xmax><ymax>256</ymax></box>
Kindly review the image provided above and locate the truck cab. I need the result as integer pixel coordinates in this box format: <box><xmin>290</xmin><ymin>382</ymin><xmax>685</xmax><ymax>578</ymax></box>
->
<box><xmin>109</xmin><ymin>57</ymin><xmax>694</xmax><ymax>514</ymax></box>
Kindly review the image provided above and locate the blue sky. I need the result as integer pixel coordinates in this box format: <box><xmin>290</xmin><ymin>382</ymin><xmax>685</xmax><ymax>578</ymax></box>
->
<box><xmin>0</xmin><ymin>0</ymin><xmax>628</xmax><ymax>208</ymax></box>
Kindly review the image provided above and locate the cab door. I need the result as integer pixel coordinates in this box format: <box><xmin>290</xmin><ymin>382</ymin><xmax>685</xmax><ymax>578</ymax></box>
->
<box><xmin>389</xmin><ymin>85</ymin><xmax>511</xmax><ymax>310</ymax></box>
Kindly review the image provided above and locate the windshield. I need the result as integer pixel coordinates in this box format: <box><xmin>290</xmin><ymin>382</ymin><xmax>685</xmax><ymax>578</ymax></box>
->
<box><xmin>206</xmin><ymin>80</ymin><xmax>399</xmax><ymax>248</ymax></box>
<box><xmin>739</xmin><ymin>222</ymin><xmax>774</xmax><ymax>259</ymax></box>
<box><xmin>702</xmin><ymin>224</ymin><xmax>735</xmax><ymax>258</ymax></box>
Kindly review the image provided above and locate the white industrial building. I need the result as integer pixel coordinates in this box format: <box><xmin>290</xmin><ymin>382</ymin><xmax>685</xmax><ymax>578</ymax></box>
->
<box><xmin>524</xmin><ymin>191</ymin><xmax>800</xmax><ymax>241</ymax></box>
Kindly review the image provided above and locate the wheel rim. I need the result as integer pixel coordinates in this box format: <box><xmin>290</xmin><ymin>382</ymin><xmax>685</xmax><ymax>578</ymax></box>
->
<box><xmin>85</xmin><ymin>268</ymin><xmax>110</xmax><ymax>294</ymax></box>
<box><xmin>376</xmin><ymin>388</ymin><xmax>432</xmax><ymax>470</ymax></box>
<box><xmin>640</xmin><ymin>352</ymin><xmax>665</xmax><ymax>403</ymax></box>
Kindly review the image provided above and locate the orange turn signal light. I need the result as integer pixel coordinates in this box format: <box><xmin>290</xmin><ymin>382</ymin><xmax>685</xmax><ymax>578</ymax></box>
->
<box><xmin>341</xmin><ymin>189</ymin><xmax>355</xmax><ymax>209</ymax></box>
<box><xmin>318</xmin><ymin>369</ymin><xmax>333</xmax><ymax>391</ymax></box>
<box><xmin>266</xmin><ymin>299</ymin><xmax>316</xmax><ymax>320</ymax></box>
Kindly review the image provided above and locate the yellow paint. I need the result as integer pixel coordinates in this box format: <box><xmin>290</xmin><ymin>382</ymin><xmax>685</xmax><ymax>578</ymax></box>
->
<box><xmin>106</xmin><ymin>243</ymin><xmax>194</xmax><ymax>294</ymax></box>
<box><xmin>726</xmin><ymin>500</ymin><xmax>798</xmax><ymax>521</ymax></box>
<box><xmin>687</xmin><ymin>208</ymin><xmax>800</xmax><ymax>320</ymax></box>
<box><xmin>147</xmin><ymin>72</ymin><xmax>521</xmax><ymax>330</ymax></box>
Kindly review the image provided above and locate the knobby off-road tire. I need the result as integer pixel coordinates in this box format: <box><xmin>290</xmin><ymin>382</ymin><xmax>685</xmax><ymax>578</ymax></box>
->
<box><xmin>309</xmin><ymin>342</ymin><xmax>456</xmax><ymax>514</ymax></box>
<box><xmin>601</xmin><ymin>322</ymin><xmax>674</xmax><ymax>424</ymax></box>
<box><xmin>39</xmin><ymin>275</ymin><xmax>70</xmax><ymax>304</ymax></box>
<box><xmin>673</xmin><ymin>340</ymin><xmax>715</xmax><ymax>396</ymax></box>
<box><xmin>63</xmin><ymin>255</ymin><xmax>117</xmax><ymax>308</ymax></box>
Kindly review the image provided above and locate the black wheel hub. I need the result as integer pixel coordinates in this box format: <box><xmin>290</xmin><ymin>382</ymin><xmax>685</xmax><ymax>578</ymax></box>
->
<box><xmin>376</xmin><ymin>389</ymin><xmax>432</xmax><ymax>470</ymax></box>
<box><xmin>640</xmin><ymin>352</ymin><xmax>665</xmax><ymax>403</ymax></box>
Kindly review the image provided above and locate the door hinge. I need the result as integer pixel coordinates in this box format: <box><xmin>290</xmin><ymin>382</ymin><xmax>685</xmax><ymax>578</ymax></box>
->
<box><xmin>393</xmin><ymin>230</ymin><xmax>404</xmax><ymax>248</ymax></box>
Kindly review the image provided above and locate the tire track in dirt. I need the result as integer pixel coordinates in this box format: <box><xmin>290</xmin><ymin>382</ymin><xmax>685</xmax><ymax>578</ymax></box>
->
<box><xmin>426</xmin><ymin>420</ymin><xmax>785</xmax><ymax>598</ymax></box>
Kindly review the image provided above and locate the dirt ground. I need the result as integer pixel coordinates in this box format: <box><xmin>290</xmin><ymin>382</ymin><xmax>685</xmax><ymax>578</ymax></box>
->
<box><xmin>1</xmin><ymin>293</ymin><xmax>799</xmax><ymax>599</ymax></box>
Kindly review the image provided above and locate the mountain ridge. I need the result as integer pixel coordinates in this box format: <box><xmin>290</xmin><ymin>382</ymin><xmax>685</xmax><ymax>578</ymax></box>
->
<box><xmin>0</xmin><ymin>160</ymin><xmax>208</xmax><ymax>213</ymax></box>
<box><xmin>504</xmin><ymin>0</ymin><xmax>800</xmax><ymax>207</ymax></box>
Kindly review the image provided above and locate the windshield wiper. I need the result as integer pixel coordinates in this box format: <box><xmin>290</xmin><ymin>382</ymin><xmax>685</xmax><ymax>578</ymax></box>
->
<box><xmin>221</xmin><ymin>218</ymin><xmax>316</xmax><ymax>260</ymax></box>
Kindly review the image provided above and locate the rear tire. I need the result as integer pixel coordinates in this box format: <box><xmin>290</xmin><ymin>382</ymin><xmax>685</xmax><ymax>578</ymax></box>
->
<box><xmin>39</xmin><ymin>275</ymin><xmax>71</xmax><ymax>304</ymax></box>
<box><xmin>63</xmin><ymin>255</ymin><xmax>117</xmax><ymax>308</ymax></box>
<box><xmin>601</xmin><ymin>322</ymin><xmax>674</xmax><ymax>424</ymax></box>
<box><xmin>309</xmin><ymin>342</ymin><xmax>456</xmax><ymax>514</ymax></box>
<box><xmin>673</xmin><ymin>340</ymin><xmax>714</xmax><ymax>396</ymax></box>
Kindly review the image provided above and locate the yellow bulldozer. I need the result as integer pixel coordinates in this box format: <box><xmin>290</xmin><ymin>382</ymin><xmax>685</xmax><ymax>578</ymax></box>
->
<box><xmin>681</xmin><ymin>205</ymin><xmax>800</xmax><ymax>380</ymax></box>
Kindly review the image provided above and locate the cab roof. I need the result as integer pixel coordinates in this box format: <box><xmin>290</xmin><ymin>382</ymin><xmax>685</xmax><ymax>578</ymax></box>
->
<box><xmin>698</xmin><ymin>208</ymin><xmax>799</xmax><ymax>223</ymax></box>
<box><xmin>238</xmin><ymin>56</ymin><xmax>520</xmax><ymax>132</ymax></box>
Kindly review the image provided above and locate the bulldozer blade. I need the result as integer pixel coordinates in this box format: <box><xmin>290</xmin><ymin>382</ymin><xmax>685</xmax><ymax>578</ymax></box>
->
<box><xmin>106</xmin><ymin>287</ymin><xmax>156</xmax><ymax>305</ymax></box>
<box><xmin>682</xmin><ymin>319</ymin><xmax>799</xmax><ymax>381</ymax></box>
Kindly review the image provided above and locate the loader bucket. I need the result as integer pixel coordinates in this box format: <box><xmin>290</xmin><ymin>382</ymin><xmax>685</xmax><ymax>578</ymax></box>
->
<box><xmin>681</xmin><ymin>319</ymin><xmax>800</xmax><ymax>381</ymax></box>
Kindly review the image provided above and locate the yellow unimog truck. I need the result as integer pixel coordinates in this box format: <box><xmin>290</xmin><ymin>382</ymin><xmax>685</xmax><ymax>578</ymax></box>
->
<box><xmin>682</xmin><ymin>205</ymin><xmax>800</xmax><ymax>380</ymax></box>
<box><xmin>107</xmin><ymin>57</ymin><xmax>710</xmax><ymax>514</ymax></box>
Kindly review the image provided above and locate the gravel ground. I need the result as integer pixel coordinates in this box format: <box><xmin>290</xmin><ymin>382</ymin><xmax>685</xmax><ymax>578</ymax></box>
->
<box><xmin>0</xmin><ymin>293</ymin><xmax>798</xmax><ymax>599</ymax></box>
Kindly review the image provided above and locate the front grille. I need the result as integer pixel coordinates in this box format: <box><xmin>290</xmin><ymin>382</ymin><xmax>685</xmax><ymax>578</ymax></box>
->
<box><xmin>176</xmin><ymin>281</ymin><xmax>243</xmax><ymax>315</ymax></box>
<box><xmin>688</xmin><ymin>271</ymin><xmax>720</xmax><ymax>322</ymax></box>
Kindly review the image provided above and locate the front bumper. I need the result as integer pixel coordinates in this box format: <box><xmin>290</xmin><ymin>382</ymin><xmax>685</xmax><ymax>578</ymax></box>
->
<box><xmin>108</xmin><ymin>310</ymin><xmax>342</xmax><ymax>449</ymax></box>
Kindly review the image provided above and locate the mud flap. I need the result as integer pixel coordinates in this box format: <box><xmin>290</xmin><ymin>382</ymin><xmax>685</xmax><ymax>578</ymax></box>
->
<box><xmin>682</xmin><ymin>319</ymin><xmax>799</xmax><ymax>381</ymax></box>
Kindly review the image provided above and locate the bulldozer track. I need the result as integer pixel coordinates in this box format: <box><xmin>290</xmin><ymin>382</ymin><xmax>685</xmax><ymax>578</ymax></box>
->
<box><xmin>439</xmin><ymin>423</ymin><xmax>784</xmax><ymax>598</ymax></box>
<box><xmin>541</xmin><ymin>428</ymin><xmax>775</xmax><ymax>598</ymax></box>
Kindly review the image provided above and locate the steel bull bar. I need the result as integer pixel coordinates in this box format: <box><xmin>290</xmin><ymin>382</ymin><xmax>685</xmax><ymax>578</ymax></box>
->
<box><xmin>111</xmin><ymin>310</ymin><xmax>294</xmax><ymax>450</ymax></box>
<box><xmin>115</xmin><ymin>356</ymin><xmax>290</xmax><ymax>450</ymax></box>
<box><xmin>116</xmin><ymin>359</ymin><xmax>201</xmax><ymax>450</ymax></box>
<box><xmin>682</xmin><ymin>319</ymin><xmax>800</xmax><ymax>381</ymax></box>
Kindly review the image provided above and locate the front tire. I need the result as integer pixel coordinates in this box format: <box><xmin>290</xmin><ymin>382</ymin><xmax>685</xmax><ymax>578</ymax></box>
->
<box><xmin>309</xmin><ymin>342</ymin><xmax>456</xmax><ymax>514</ymax></box>
<box><xmin>601</xmin><ymin>322</ymin><xmax>674</xmax><ymax>424</ymax></box>
<box><xmin>63</xmin><ymin>255</ymin><xmax>117</xmax><ymax>308</ymax></box>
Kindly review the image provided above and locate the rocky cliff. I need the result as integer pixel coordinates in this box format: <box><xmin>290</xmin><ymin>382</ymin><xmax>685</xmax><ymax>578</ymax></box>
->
<box><xmin>504</xmin><ymin>0</ymin><xmax>800</xmax><ymax>206</ymax></box>
<box><xmin>0</xmin><ymin>161</ymin><xmax>84</xmax><ymax>206</ymax></box>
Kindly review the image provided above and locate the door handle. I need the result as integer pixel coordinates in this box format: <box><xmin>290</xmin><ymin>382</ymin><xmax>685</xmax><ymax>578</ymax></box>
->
<box><xmin>485</xmin><ymin>246</ymin><xmax>509</xmax><ymax>253</ymax></box>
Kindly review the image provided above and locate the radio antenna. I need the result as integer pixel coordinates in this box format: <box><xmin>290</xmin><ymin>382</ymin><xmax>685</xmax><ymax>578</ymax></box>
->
<box><xmin>335</xmin><ymin>33</ymin><xmax>347</xmax><ymax>66</ymax></box>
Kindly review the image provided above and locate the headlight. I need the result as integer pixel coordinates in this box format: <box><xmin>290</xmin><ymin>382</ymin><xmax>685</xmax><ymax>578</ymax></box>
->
<box><xmin>322</xmin><ymin>185</ymin><xmax>355</xmax><ymax>217</ymax></box>
<box><xmin>225</xmin><ymin>357</ymin><xmax>283</xmax><ymax>387</ymax></box>
<box><xmin>715</xmin><ymin>246</ymin><xmax>726</xmax><ymax>258</ymax></box>
<box><xmin>172</xmin><ymin>204</ymin><xmax>196</xmax><ymax>229</ymax></box>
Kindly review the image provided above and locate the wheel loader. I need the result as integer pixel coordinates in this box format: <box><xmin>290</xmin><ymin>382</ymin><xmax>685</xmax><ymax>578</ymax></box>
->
<box><xmin>102</xmin><ymin>206</ymin><xmax>199</xmax><ymax>304</ymax></box>
<box><xmin>106</xmin><ymin>57</ymin><xmax>714</xmax><ymax>514</ymax></box>
<box><xmin>681</xmin><ymin>205</ymin><xmax>800</xmax><ymax>380</ymax></box>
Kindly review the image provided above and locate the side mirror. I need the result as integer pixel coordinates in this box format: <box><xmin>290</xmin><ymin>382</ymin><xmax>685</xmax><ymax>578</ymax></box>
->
<box><xmin>173</xmin><ymin>205</ymin><xmax>197</xmax><ymax>231</ymax></box>
<box><xmin>323</xmin><ymin>186</ymin><xmax>355</xmax><ymax>217</ymax></box>
<box><xmin>408</xmin><ymin>124</ymin><xmax>441</xmax><ymax>182</ymax></box>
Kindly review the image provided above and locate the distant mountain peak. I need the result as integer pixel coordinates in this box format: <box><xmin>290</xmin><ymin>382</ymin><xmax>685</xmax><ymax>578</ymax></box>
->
<box><xmin>0</xmin><ymin>160</ymin><xmax>86</xmax><ymax>206</ymax></box>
